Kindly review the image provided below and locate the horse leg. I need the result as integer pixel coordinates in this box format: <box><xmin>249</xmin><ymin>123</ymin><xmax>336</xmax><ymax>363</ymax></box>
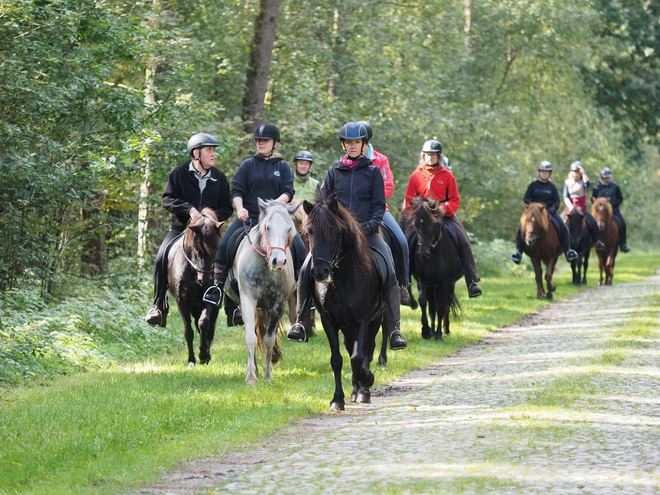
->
<box><xmin>418</xmin><ymin>282</ymin><xmax>433</xmax><ymax>339</ymax></box>
<box><xmin>583</xmin><ymin>249</ymin><xmax>590</xmax><ymax>285</ymax></box>
<box><xmin>287</xmin><ymin>291</ymin><xmax>297</xmax><ymax>325</ymax></box>
<box><xmin>545</xmin><ymin>259</ymin><xmax>557</xmax><ymax>300</ymax></box>
<box><xmin>262</xmin><ymin>302</ymin><xmax>283</xmax><ymax>381</ymax></box>
<box><xmin>179</xmin><ymin>306</ymin><xmax>196</xmax><ymax>365</ymax></box>
<box><xmin>531</xmin><ymin>258</ymin><xmax>545</xmax><ymax>299</ymax></box>
<box><xmin>571</xmin><ymin>259</ymin><xmax>579</xmax><ymax>285</ymax></box>
<box><xmin>598</xmin><ymin>252</ymin><xmax>605</xmax><ymax>286</ymax></box>
<box><xmin>352</xmin><ymin>320</ymin><xmax>375</xmax><ymax>404</ymax></box>
<box><xmin>197</xmin><ymin>305</ymin><xmax>218</xmax><ymax>365</ymax></box>
<box><xmin>606</xmin><ymin>254</ymin><xmax>615</xmax><ymax>285</ymax></box>
<box><xmin>324</xmin><ymin>319</ymin><xmax>345</xmax><ymax>411</ymax></box>
<box><xmin>242</xmin><ymin>298</ymin><xmax>259</xmax><ymax>385</ymax></box>
<box><xmin>378</xmin><ymin>311</ymin><xmax>389</xmax><ymax>367</ymax></box>
<box><xmin>433</xmin><ymin>287</ymin><xmax>443</xmax><ymax>341</ymax></box>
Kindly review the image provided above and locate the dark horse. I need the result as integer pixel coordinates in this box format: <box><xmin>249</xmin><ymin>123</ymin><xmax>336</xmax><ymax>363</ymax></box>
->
<box><xmin>519</xmin><ymin>203</ymin><xmax>562</xmax><ymax>299</ymax></box>
<box><xmin>302</xmin><ymin>195</ymin><xmax>391</xmax><ymax>411</ymax></box>
<box><xmin>591</xmin><ymin>197</ymin><xmax>619</xmax><ymax>285</ymax></box>
<box><xmin>564</xmin><ymin>207</ymin><xmax>593</xmax><ymax>285</ymax></box>
<box><xmin>402</xmin><ymin>197</ymin><xmax>462</xmax><ymax>341</ymax></box>
<box><xmin>167</xmin><ymin>208</ymin><xmax>224</xmax><ymax>365</ymax></box>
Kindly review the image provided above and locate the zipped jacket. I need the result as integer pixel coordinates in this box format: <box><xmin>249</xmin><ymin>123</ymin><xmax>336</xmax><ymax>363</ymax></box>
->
<box><xmin>523</xmin><ymin>179</ymin><xmax>560</xmax><ymax>214</ymax></box>
<box><xmin>592</xmin><ymin>180</ymin><xmax>624</xmax><ymax>210</ymax></box>
<box><xmin>404</xmin><ymin>164</ymin><xmax>460</xmax><ymax>217</ymax></box>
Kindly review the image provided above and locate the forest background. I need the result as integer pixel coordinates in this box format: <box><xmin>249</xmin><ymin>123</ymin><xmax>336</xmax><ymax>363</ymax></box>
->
<box><xmin>0</xmin><ymin>0</ymin><xmax>659</xmax><ymax>355</ymax></box>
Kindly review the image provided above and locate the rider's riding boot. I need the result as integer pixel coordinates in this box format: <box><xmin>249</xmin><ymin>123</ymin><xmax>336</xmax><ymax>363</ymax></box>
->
<box><xmin>203</xmin><ymin>262</ymin><xmax>226</xmax><ymax>306</ymax></box>
<box><xmin>387</xmin><ymin>286</ymin><xmax>407</xmax><ymax>350</ymax></box>
<box><xmin>226</xmin><ymin>301</ymin><xmax>243</xmax><ymax>327</ymax></box>
<box><xmin>621</xmin><ymin>243</ymin><xmax>630</xmax><ymax>253</ymax></box>
<box><xmin>566</xmin><ymin>249</ymin><xmax>578</xmax><ymax>262</ymax></box>
<box><xmin>288</xmin><ymin>260</ymin><xmax>313</xmax><ymax>342</ymax></box>
<box><xmin>596</xmin><ymin>240</ymin><xmax>605</xmax><ymax>251</ymax></box>
<box><xmin>399</xmin><ymin>285</ymin><xmax>411</xmax><ymax>306</ymax></box>
<box><xmin>145</xmin><ymin>305</ymin><xmax>167</xmax><ymax>328</ymax></box>
<box><xmin>510</xmin><ymin>251</ymin><xmax>522</xmax><ymax>264</ymax></box>
<box><xmin>468</xmin><ymin>282</ymin><xmax>482</xmax><ymax>298</ymax></box>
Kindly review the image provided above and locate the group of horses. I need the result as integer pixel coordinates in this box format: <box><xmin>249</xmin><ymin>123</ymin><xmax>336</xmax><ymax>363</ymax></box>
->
<box><xmin>162</xmin><ymin>192</ymin><xmax>620</xmax><ymax>410</ymax></box>
<box><xmin>519</xmin><ymin>197</ymin><xmax>621</xmax><ymax>299</ymax></box>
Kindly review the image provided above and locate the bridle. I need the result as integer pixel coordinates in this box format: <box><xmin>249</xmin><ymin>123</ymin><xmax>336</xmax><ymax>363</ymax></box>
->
<box><xmin>244</xmin><ymin>209</ymin><xmax>291</xmax><ymax>261</ymax></box>
<box><xmin>312</xmin><ymin>232</ymin><xmax>344</xmax><ymax>270</ymax></box>
<box><xmin>416</xmin><ymin>218</ymin><xmax>443</xmax><ymax>254</ymax></box>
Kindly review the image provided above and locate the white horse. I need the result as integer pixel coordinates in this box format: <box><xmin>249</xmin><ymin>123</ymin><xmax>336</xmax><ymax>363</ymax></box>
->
<box><xmin>225</xmin><ymin>199</ymin><xmax>299</xmax><ymax>384</ymax></box>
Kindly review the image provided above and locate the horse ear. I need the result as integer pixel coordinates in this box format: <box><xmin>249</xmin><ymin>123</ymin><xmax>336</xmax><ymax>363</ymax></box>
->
<box><xmin>303</xmin><ymin>200</ymin><xmax>314</xmax><ymax>215</ymax></box>
<box><xmin>258</xmin><ymin>197</ymin><xmax>268</xmax><ymax>212</ymax></box>
<box><xmin>215</xmin><ymin>220</ymin><xmax>224</xmax><ymax>230</ymax></box>
<box><xmin>288</xmin><ymin>202</ymin><xmax>301</xmax><ymax>215</ymax></box>
<box><xmin>328</xmin><ymin>197</ymin><xmax>339</xmax><ymax>213</ymax></box>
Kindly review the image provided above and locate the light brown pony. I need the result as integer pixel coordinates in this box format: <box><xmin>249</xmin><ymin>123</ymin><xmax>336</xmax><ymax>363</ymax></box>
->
<box><xmin>591</xmin><ymin>197</ymin><xmax>619</xmax><ymax>285</ymax></box>
<box><xmin>519</xmin><ymin>203</ymin><xmax>562</xmax><ymax>299</ymax></box>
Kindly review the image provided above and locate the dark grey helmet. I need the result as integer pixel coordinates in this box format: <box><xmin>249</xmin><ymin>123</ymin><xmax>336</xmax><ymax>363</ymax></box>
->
<box><xmin>294</xmin><ymin>150</ymin><xmax>314</xmax><ymax>163</ymax></box>
<box><xmin>570</xmin><ymin>161</ymin><xmax>582</xmax><ymax>172</ymax></box>
<box><xmin>538</xmin><ymin>160</ymin><xmax>553</xmax><ymax>172</ymax></box>
<box><xmin>600</xmin><ymin>167</ymin><xmax>612</xmax><ymax>178</ymax></box>
<box><xmin>339</xmin><ymin>121</ymin><xmax>369</xmax><ymax>141</ymax></box>
<box><xmin>253</xmin><ymin>123</ymin><xmax>281</xmax><ymax>142</ymax></box>
<box><xmin>356</xmin><ymin>121</ymin><xmax>373</xmax><ymax>140</ymax></box>
<box><xmin>187</xmin><ymin>133</ymin><xmax>218</xmax><ymax>157</ymax></box>
<box><xmin>422</xmin><ymin>139</ymin><xmax>442</xmax><ymax>154</ymax></box>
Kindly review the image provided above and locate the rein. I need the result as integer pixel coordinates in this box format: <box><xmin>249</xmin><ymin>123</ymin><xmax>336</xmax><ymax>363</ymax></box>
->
<box><xmin>244</xmin><ymin>209</ymin><xmax>291</xmax><ymax>261</ymax></box>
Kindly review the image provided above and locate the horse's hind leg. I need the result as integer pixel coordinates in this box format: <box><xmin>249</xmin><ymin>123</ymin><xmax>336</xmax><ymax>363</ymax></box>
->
<box><xmin>324</xmin><ymin>321</ymin><xmax>345</xmax><ymax>410</ymax></box>
<box><xmin>197</xmin><ymin>305</ymin><xmax>218</xmax><ymax>365</ymax></box>
<box><xmin>262</xmin><ymin>303</ymin><xmax>283</xmax><ymax>381</ymax></box>
<box><xmin>242</xmin><ymin>299</ymin><xmax>259</xmax><ymax>385</ymax></box>
<box><xmin>531</xmin><ymin>258</ymin><xmax>545</xmax><ymax>299</ymax></box>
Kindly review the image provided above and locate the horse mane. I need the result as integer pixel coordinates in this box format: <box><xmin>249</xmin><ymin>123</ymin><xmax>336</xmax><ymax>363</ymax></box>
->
<box><xmin>592</xmin><ymin>197</ymin><xmax>613</xmax><ymax>219</ymax></box>
<box><xmin>305</xmin><ymin>192</ymin><xmax>373</xmax><ymax>277</ymax></box>
<box><xmin>185</xmin><ymin>207</ymin><xmax>223</xmax><ymax>256</ymax></box>
<box><xmin>566</xmin><ymin>207</ymin><xmax>585</xmax><ymax>228</ymax></box>
<box><xmin>409</xmin><ymin>196</ymin><xmax>446</xmax><ymax>224</ymax></box>
<box><xmin>521</xmin><ymin>203</ymin><xmax>549</xmax><ymax>232</ymax></box>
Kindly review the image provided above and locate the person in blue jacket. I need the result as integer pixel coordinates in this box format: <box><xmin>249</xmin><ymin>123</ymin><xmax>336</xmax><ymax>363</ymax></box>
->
<box><xmin>287</xmin><ymin>121</ymin><xmax>407</xmax><ymax>350</ymax></box>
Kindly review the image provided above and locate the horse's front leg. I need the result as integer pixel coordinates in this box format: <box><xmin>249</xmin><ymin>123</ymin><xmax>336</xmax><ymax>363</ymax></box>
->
<box><xmin>378</xmin><ymin>313</ymin><xmax>389</xmax><ymax>367</ymax></box>
<box><xmin>349</xmin><ymin>319</ymin><xmax>374</xmax><ymax>404</ymax></box>
<box><xmin>530</xmin><ymin>258</ymin><xmax>545</xmax><ymax>299</ymax></box>
<box><xmin>583</xmin><ymin>249</ymin><xmax>590</xmax><ymax>285</ymax></box>
<box><xmin>597</xmin><ymin>252</ymin><xmax>606</xmax><ymax>286</ymax></box>
<box><xmin>323</xmin><ymin>318</ymin><xmax>345</xmax><ymax>411</ymax></box>
<box><xmin>606</xmin><ymin>254</ymin><xmax>616</xmax><ymax>285</ymax></box>
<box><xmin>262</xmin><ymin>302</ymin><xmax>284</xmax><ymax>381</ymax></box>
<box><xmin>545</xmin><ymin>259</ymin><xmax>557</xmax><ymax>299</ymax></box>
<box><xmin>241</xmin><ymin>298</ymin><xmax>259</xmax><ymax>385</ymax></box>
<box><xmin>179</xmin><ymin>305</ymin><xmax>196</xmax><ymax>365</ymax></box>
<box><xmin>418</xmin><ymin>280</ymin><xmax>433</xmax><ymax>339</ymax></box>
<box><xmin>197</xmin><ymin>304</ymin><xmax>218</xmax><ymax>365</ymax></box>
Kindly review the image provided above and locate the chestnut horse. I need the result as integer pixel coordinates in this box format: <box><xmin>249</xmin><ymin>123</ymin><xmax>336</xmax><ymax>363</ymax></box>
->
<box><xmin>519</xmin><ymin>203</ymin><xmax>562</xmax><ymax>299</ymax></box>
<box><xmin>167</xmin><ymin>208</ymin><xmax>224</xmax><ymax>365</ymax></box>
<box><xmin>564</xmin><ymin>208</ymin><xmax>593</xmax><ymax>286</ymax></box>
<box><xmin>591</xmin><ymin>197</ymin><xmax>619</xmax><ymax>285</ymax></box>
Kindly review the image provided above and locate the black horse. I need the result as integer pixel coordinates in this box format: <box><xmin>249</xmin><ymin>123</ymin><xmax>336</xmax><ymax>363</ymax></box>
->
<box><xmin>402</xmin><ymin>197</ymin><xmax>462</xmax><ymax>340</ymax></box>
<box><xmin>302</xmin><ymin>195</ymin><xmax>391</xmax><ymax>411</ymax></box>
<box><xmin>167</xmin><ymin>208</ymin><xmax>224</xmax><ymax>365</ymax></box>
<box><xmin>564</xmin><ymin>207</ymin><xmax>593</xmax><ymax>285</ymax></box>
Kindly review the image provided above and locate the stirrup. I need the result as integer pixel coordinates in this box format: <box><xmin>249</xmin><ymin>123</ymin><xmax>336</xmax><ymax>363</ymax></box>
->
<box><xmin>596</xmin><ymin>240</ymin><xmax>605</xmax><ymax>251</ymax></box>
<box><xmin>468</xmin><ymin>283</ymin><xmax>482</xmax><ymax>298</ymax></box>
<box><xmin>287</xmin><ymin>322</ymin><xmax>307</xmax><ymax>342</ymax></box>
<box><xmin>510</xmin><ymin>252</ymin><xmax>522</xmax><ymax>264</ymax></box>
<box><xmin>566</xmin><ymin>249</ymin><xmax>578</xmax><ymax>262</ymax></box>
<box><xmin>202</xmin><ymin>285</ymin><xmax>223</xmax><ymax>306</ymax></box>
<box><xmin>389</xmin><ymin>330</ymin><xmax>407</xmax><ymax>350</ymax></box>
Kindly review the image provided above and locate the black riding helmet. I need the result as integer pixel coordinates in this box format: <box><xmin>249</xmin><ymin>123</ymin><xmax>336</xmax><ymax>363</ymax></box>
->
<box><xmin>294</xmin><ymin>150</ymin><xmax>314</xmax><ymax>163</ymax></box>
<box><xmin>187</xmin><ymin>133</ymin><xmax>218</xmax><ymax>158</ymax></box>
<box><xmin>356</xmin><ymin>120</ymin><xmax>373</xmax><ymax>140</ymax></box>
<box><xmin>253</xmin><ymin>123</ymin><xmax>281</xmax><ymax>142</ymax></box>
<box><xmin>421</xmin><ymin>139</ymin><xmax>442</xmax><ymax>154</ymax></box>
<box><xmin>339</xmin><ymin>121</ymin><xmax>369</xmax><ymax>141</ymax></box>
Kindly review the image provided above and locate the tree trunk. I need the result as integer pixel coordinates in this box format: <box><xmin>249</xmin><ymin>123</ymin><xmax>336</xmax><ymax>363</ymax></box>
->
<box><xmin>242</xmin><ymin>0</ymin><xmax>281</xmax><ymax>134</ymax></box>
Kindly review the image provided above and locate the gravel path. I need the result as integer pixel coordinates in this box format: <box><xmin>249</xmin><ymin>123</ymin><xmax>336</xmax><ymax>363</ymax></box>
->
<box><xmin>140</xmin><ymin>275</ymin><xmax>660</xmax><ymax>495</ymax></box>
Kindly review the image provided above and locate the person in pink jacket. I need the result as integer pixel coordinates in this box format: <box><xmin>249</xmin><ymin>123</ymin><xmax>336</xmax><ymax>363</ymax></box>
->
<box><xmin>404</xmin><ymin>139</ymin><xmax>482</xmax><ymax>298</ymax></box>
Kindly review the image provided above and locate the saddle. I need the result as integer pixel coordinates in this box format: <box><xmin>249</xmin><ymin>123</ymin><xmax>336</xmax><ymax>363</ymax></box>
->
<box><xmin>369</xmin><ymin>246</ymin><xmax>393</xmax><ymax>307</ymax></box>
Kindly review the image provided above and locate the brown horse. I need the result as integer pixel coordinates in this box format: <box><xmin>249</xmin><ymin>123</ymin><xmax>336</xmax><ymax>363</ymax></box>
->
<box><xmin>167</xmin><ymin>208</ymin><xmax>224</xmax><ymax>365</ymax></box>
<box><xmin>591</xmin><ymin>197</ymin><xmax>619</xmax><ymax>285</ymax></box>
<box><xmin>519</xmin><ymin>203</ymin><xmax>562</xmax><ymax>299</ymax></box>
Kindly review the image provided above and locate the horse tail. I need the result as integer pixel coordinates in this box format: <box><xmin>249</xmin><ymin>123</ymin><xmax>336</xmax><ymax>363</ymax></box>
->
<box><xmin>448</xmin><ymin>292</ymin><xmax>461</xmax><ymax>320</ymax></box>
<box><xmin>255</xmin><ymin>309</ymin><xmax>283</xmax><ymax>364</ymax></box>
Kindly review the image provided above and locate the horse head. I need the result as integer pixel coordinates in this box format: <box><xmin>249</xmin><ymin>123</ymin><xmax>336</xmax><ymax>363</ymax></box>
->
<box><xmin>184</xmin><ymin>208</ymin><xmax>224</xmax><ymax>285</ymax></box>
<box><xmin>566</xmin><ymin>207</ymin><xmax>586</xmax><ymax>248</ymax></box>
<box><xmin>303</xmin><ymin>193</ymin><xmax>371</xmax><ymax>284</ymax></box>
<box><xmin>591</xmin><ymin>197</ymin><xmax>613</xmax><ymax>231</ymax></box>
<box><xmin>521</xmin><ymin>203</ymin><xmax>549</xmax><ymax>247</ymax></box>
<box><xmin>257</xmin><ymin>198</ymin><xmax>299</xmax><ymax>271</ymax></box>
<box><xmin>410</xmin><ymin>196</ymin><xmax>445</xmax><ymax>260</ymax></box>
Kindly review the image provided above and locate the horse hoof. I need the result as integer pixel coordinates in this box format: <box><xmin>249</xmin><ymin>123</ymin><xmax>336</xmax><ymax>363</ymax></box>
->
<box><xmin>377</xmin><ymin>356</ymin><xmax>387</xmax><ymax>366</ymax></box>
<box><xmin>245</xmin><ymin>377</ymin><xmax>257</xmax><ymax>385</ymax></box>
<box><xmin>434</xmin><ymin>333</ymin><xmax>443</xmax><ymax>341</ymax></box>
<box><xmin>350</xmin><ymin>392</ymin><xmax>357</xmax><ymax>402</ymax></box>
<box><xmin>421</xmin><ymin>328</ymin><xmax>434</xmax><ymax>340</ymax></box>
<box><xmin>546</xmin><ymin>293</ymin><xmax>553</xmax><ymax>300</ymax></box>
<box><xmin>187</xmin><ymin>361</ymin><xmax>196</xmax><ymax>367</ymax></box>
<box><xmin>356</xmin><ymin>390</ymin><xmax>371</xmax><ymax>404</ymax></box>
<box><xmin>330</xmin><ymin>401</ymin><xmax>345</xmax><ymax>411</ymax></box>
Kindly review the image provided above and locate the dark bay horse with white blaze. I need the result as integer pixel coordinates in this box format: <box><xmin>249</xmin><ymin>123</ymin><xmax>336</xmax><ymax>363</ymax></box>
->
<box><xmin>225</xmin><ymin>199</ymin><xmax>299</xmax><ymax>384</ymax></box>
<box><xmin>519</xmin><ymin>203</ymin><xmax>562</xmax><ymax>299</ymax></box>
<box><xmin>402</xmin><ymin>197</ymin><xmax>462</xmax><ymax>341</ymax></box>
<box><xmin>302</xmin><ymin>195</ymin><xmax>391</xmax><ymax>411</ymax></box>
<box><xmin>591</xmin><ymin>197</ymin><xmax>619</xmax><ymax>286</ymax></box>
<box><xmin>564</xmin><ymin>207</ymin><xmax>593</xmax><ymax>285</ymax></box>
<box><xmin>166</xmin><ymin>208</ymin><xmax>224</xmax><ymax>365</ymax></box>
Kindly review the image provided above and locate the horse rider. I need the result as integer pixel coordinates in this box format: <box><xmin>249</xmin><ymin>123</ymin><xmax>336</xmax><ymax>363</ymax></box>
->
<box><xmin>403</xmin><ymin>139</ymin><xmax>483</xmax><ymax>299</ymax></box>
<box><xmin>202</xmin><ymin>123</ymin><xmax>307</xmax><ymax>326</ymax></box>
<box><xmin>145</xmin><ymin>133</ymin><xmax>233</xmax><ymax>327</ymax></box>
<box><xmin>562</xmin><ymin>160</ymin><xmax>605</xmax><ymax>251</ymax></box>
<box><xmin>287</xmin><ymin>121</ymin><xmax>408</xmax><ymax>350</ymax></box>
<box><xmin>357</xmin><ymin>120</ymin><xmax>413</xmax><ymax>307</ymax></box>
<box><xmin>591</xmin><ymin>167</ymin><xmax>630</xmax><ymax>253</ymax></box>
<box><xmin>291</xmin><ymin>150</ymin><xmax>320</xmax><ymax>202</ymax></box>
<box><xmin>510</xmin><ymin>161</ymin><xmax>579</xmax><ymax>264</ymax></box>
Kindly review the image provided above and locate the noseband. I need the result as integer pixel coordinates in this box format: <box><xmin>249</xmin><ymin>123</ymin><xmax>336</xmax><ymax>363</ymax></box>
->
<box><xmin>313</xmin><ymin>232</ymin><xmax>343</xmax><ymax>270</ymax></box>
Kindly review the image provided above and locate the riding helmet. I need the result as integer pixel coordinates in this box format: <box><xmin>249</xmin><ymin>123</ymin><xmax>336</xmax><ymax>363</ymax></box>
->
<box><xmin>538</xmin><ymin>160</ymin><xmax>553</xmax><ymax>172</ymax></box>
<box><xmin>600</xmin><ymin>167</ymin><xmax>612</xmax><ymax>178</ymax></box>
<box><xmin>339</xmin><ymin>121</ymin><xmax>369</xmax><ymax>141</ymax></box>
<box><xmin>356</xmin><ymin>121</ymin><xmax>374</xmax><ymax>140</ymax></box>
<box><xmin>422</xmin><ymin>139</ymin><xmax>442</xmax><ymax>154</ymax></box>
<box><xmin>294</xmin><ymin>150</ymin><xmax>314</xmax><ymax>163</ymax></box>
<box><xmin>253</xmin><ymin>123</ymin><xmax>281</xmax><ymax>142</ymax></box>
<box><xmin>570</xmin><ymin>161</ymin><xmax>582</xmax><ymax>171</ymax></box>
<box><xmin>187</xmin><ymin>133</ymin><xmax>218</xmax><ymax>157</ymax></box>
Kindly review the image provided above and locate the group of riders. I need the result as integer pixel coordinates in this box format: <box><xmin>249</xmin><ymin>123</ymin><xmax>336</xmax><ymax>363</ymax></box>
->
<box><xmin>145</xmin><ymin>121</ymin><xmax>629</xmax><ymax>348</ymax></box>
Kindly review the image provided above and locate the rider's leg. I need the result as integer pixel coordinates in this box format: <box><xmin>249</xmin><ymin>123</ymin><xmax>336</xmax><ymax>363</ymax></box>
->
<box><xmin>445</xmin><ymin>215</ymin><xmax>482</xmax><ymax>298</ymax></box>
<box><xmin>585</xmin><ymin>212</ymin><xmax>605</xmax><ymax>250</ymax></box>
<box><xmin>511</xmin><ymin>227</ymin><xmax>524</xmax><ymax>264</ymax></box>
<box><xmin>146</xmin><ymin>229</ymin><xmax>181</xmax><ymax>327</ymax></box>
<box><xmin>287</xmin><ymin>253</ymin><xmax>313</xmax><ymax>342</ymax></box>
<box><xmin>614</xmin><ymin>210</ymin><xmax>630</xmax><ymax>252</ymax></box>
<box><xmin>291</xmin><ymin>232</ymin><xmax>306</xmax><ymax>281</ymax></box>
<box><xmin>551</xmin><ymin>213</ymin><xmax>578</xmax><ymax>261</ymax></box>
<box><xmin>203</xmin><ymin>219</ymin><xmax>242</xmax><ymax>306</ymax></box>
<box><xmin>382</xmin><ymin>212</ymin><xmax>413</xmax><ymax>306</ymax></box>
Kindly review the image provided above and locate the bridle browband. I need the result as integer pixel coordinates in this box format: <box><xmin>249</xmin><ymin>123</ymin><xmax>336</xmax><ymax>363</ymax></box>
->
<box><xmin>244</xmin><ymin>208</ymin><xmax>291</xmax><ymax>262</ymax></box>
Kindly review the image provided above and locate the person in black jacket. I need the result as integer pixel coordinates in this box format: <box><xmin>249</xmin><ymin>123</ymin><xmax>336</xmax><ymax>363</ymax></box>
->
<box><xmin>591</xmin><ymin>167</ymin><xmax>630</xmax><ymax>252</ymax></box>
<box><xmin>202</xmin><ymin>123</ymin><xmax>306</xmax><ymax>326</ymax></box>
<box><xmin>287</xmin><ymin>121</ymin><xmax>407</xmax><ymax>350</ymax></box>
<box><xmin>145</xmin><ymin>133</ymin><xmax>233</xmax><ymax>327</ymax></box>
<box><xmin>510</xmin><ymin>161</ymin><xmax>578</xmax><ymax>264</ymax></box>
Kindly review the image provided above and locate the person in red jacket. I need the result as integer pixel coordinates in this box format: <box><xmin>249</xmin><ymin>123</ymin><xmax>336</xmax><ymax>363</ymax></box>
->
<box><xmin>404</xmin><ymin>139</ymin><xmax>482</xmax><ymax>298</ymax></box>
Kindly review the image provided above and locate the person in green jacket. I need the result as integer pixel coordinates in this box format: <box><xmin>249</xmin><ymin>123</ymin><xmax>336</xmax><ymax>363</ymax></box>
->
<box><xmin>292</xmin><ymin>150</ymin><xmax>320</xmax><ymax>202</ymax></box>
